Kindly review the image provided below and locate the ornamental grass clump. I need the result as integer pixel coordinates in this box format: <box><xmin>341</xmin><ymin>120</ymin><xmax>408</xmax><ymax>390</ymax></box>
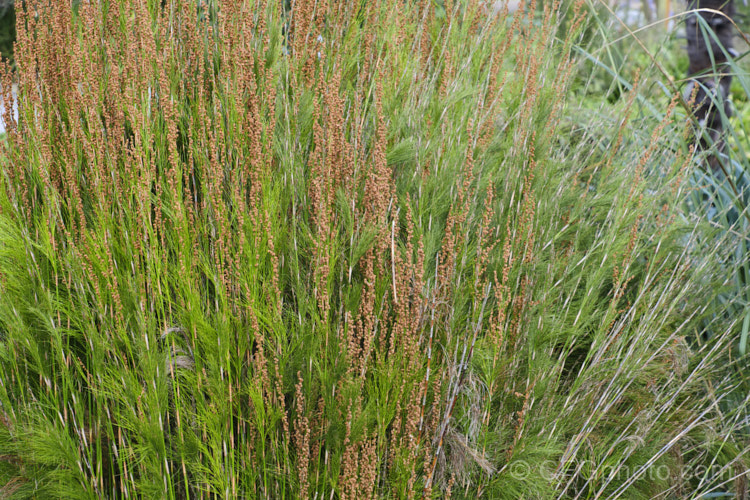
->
<box><xmin>0</xmin><ymin>0</ymin><xmax>746</xmax><ymax>498</ymax></box>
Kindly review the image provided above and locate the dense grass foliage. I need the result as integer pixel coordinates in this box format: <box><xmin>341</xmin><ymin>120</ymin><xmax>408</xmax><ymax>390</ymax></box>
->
<box><xmin>0</xmin><ymin>0</ymin><xmax>747</xmax><ymax>498</ymax></box>
<box><xmin>0</xmin><ymin>5</ymin><xmax>14</xmax><ymax>64</ymax></box>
